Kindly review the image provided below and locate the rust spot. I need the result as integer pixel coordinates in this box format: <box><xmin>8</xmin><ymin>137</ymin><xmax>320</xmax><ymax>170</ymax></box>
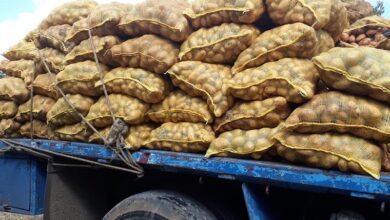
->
<box><xmin>246</xmin><ymin>166</ymin><xmax>254</xmax><ymax>172</ymax></box>
<box><xmin>139</xmin><ymin>153</ymin><xmax>150</xmax><ymax>164</ymax></box>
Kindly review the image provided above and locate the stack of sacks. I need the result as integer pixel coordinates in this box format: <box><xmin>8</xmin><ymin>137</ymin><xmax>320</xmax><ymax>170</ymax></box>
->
<box><xmin>340</xmin><ymin>0</ymin><xmax>374</xmax><ymax>24</ymax></box>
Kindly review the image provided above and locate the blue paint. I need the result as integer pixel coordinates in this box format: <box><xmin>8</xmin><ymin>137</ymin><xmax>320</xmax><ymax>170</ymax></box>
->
<box><xmin>242</xmin><ymin>183</ymin><xmax>272</xmax><ymax>220</ymax></box>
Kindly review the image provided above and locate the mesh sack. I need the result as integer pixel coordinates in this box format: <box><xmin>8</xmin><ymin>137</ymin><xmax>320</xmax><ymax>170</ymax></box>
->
<box><xmin>340</xmin><ymin>16</ymin><xmax>390</xmax><ymax>49</ymax></box>
<box><xmin>86</xmin><ymin>94</ymin><xmax>149</xmax><ymax>128</ymax></box>
<box><xmin>3</xmin><ymin>40</ymin><xmax>37</xmax><ymax>61</ymax></box>
<box><xmin>313</xmin><ymin>30</ymin><xmax>335</xmax><ymax>55</ymax></box>
<box><xmin>144</xmin><ymin>122</ymin><xmax>215</xmax><ymax>153</ymax></box>
<box><xmin>118</xmin><ymin>0</ymin><xmax>192</xmax><ymax>42</ymax></box>
<box><xmin>179</xmin><ymin>23</ymin><xmax>260</xmax><ymax>64</ymax></box>
<box><xmin>214</xmin><ymin>97</ymin><xmax>290</xmax><ymax>133</ymax></box>
<box><xmin>232</xmin><ymin>23</ymin><xmax>333</xmax><ymax>73</ymax></box>
<box><xmin>20</xmin><ymin>120</ymin><xmax>51</xmax><ymax>139</ymax></box>
<box><xmin>24</xmin><ymin>28</ymin><xmax>39</xmax><ymax>42</ymax></box>
<box><xmin>33</xmin><ymin>24</ymin><xmax>74</xmax><ymax>53</ymax></box>
<box><xmin>340</xmin><ymin>0</ymin><xmax>374</xmax><ymax>24</ymax></box>
<box><xmin>0</xmin><ymin>101</ymin><xmax>18</xmax><ymax>119</ymax></box>
<box><xmin>147</xmin><ymin>90</ymin><xmax>213</xmax><ymax>124</ymax></box>
<box><xmin>95</xmin><ymin>67</ymin><xmax>169</xmax><ymax>103</ymax></box>
<box><xmin>285</xmin><ymin>91</ymin><xmax>390</xmax><ymax>142</ymax></box>
<box><xmin>274</xmin><ymin>131</ymin><xmax>383</xmax><ymax>179</ymax></box>
<box><xmin>65</xmin><ymin>35</ymin><xmax>121</xmax><ymax>65</ymax></box>
<box><xmin>0</xmin><ymin>59</ymin><xmax>36</xmax><ymax>85</ymax></box>
<box><xmin>35</xmin><ymin>48</ymin><xmax>65</xmax><ymax>73</ymax></box>
<box><xmin>0</xmin><ymin>77</ymin><xmax>29</xmax><ymax>103</ymax></box>
<box><xmin>52</xmin><ymin>123</ymin><xmax>92</xmax><ymax>142</ymax></box>
<box><xmin>38</xmin><ymin>0</ymin><xmax>97</xmax><ymax>29</ymax></box>
<box><xmin>66</xmin><ymin>3</ymin><xmax>131</xmax><ymax>44</ymax></box>
<box><xmin>322</xmin><ymin>0</ymin><xmax>349</xmax><ymax>41</ymax></box>
<box><xmin>31</xmin><ymin>74</ymin><xmax>58</xmax><ymax>99</ymax></box>
<box><xmin>56</xmin><ymin>61</ymin><xmax>109</xmax><ymax>96</ymax></box>
<box><xmin>382</xmin><ymin>144</ymin><xmax>390</xmax><ymax>171</ymax></box>
<box><xmin>109</xmin><ymin>35</ymin><xmax>179</xmax><ymax>74</ymax></box>
<box><xmin>206</xmin><ymin>127</ymin><xmax>279</xmax><ymax>159</ymax></box>
<box><xmin>47</xmin><ymin>94</ymin><xmax>94</xmax><ymax>126</ymax></box>
<box><xmin>313</xmin><ymin>47</ymin><xmax>390</xmax><ymax>104</ymax></box>
<box><xmin>0</xmin><ymin>119</ymin><xmax>21</xmax><ymax>138</ymax></box>
<box><xmin>265</xmin><ymin>0</ymin><xmax>332</xmax><ymax>29</ymax></box>
<box><xmin>229</xmin><ymin>58</ymin><xmax>318</xmax><ymax>103</ymax></box>
<box><xmin>168</xmin><ymin>61</ymin><xmax>233</xmax><ymax>117</ymax></box>
<box><xmin>15</xmin><ymin>95</ymin><xmax>56</xmax><ymax>122</ymax></box>
<box><xmin>184</xmin><ymin>0</ymin><xmax>264</xmax><ymax>29</ymax></box>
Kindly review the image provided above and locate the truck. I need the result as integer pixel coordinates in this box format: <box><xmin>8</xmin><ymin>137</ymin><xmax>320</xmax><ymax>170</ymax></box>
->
<box><xmin>0</xmin><ymin>138</ymin><xmax>389</xmax><ymax>220</ymax></box>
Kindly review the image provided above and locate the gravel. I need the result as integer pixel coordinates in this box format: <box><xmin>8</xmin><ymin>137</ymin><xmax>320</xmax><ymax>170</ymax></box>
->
<box><xmin>0</xmin><ymin>212</ymin><xmax>42</xmax><ymax>220</ymax></box>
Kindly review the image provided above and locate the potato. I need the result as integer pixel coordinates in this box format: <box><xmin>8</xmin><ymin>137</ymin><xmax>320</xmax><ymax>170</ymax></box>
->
<box><xmin>34</xmin><ymin>48</ymin><xmax>65</xmax><ymax>73</ymax></box>
<box><xmin>3</xmin><ymin>40</ymin><xmax>37</xmax><ymax>61</ymax></box>
<box><xmin>15</xmin><ymin>95</ymin><xmax>56</xmax><ymax>122</ymax></box>
<box><xmin>65</xmin><ymin>35</ymin><xmax>121</xmax><ymax>65</ymax></box>
<box><xmin>118</xmin><ymin>0</ymin><xmax>191</xmax><ymax>42</ymax></box>
<box><xmin>229</xmin><ymin>58</ymin><xmax>318</xmax><ymax>103</ymax></box>
<box><xmin>382</xmin><ymin>144</ymin><xmax>390</xmax><ymax>171</ymax></box>
<box><xmin>214</xmin><ymin>97</ymin><xmax>290</xmax><ymax>133</ymax></box>
<box><xmin>0</xmin><ymin>101</ymin><xmax>18</xmax><ymax>119</ymax></box>
<box><xmin>232</xmin><ymin>23</ymin><xmax>333</xmax><ymax>73</ymax></box>
<box><xmin>32</xmin><ymin>74</ymin><xmax>58</xmax><ymax>99</ymax></box>
<box><xmin>19</xmin><ymin>120</ymin><xmax>51</xmax><ymax>139</ymax></box>
<box><xmin>52</xmin><ymin>123</ymin><xmax>91</xmax><ymax>142</ymax></box>
<box><xmin>39</xmin><ymin>0</ymin><xmax>97</xmax><ymax>29</ymax></box>
<box><xmin>96</xmin><ymin>67</ymin><xmax>169</xmax><ymax>103</ymax></box>
<box><xmin>56</xmin><ymin>60</ymin><xmax>109</xmax><ymax>96</ymax></box>
<box><xmin>0</xmin><ymin>59</ymin><xmax>36</xmax><ymax>85</ymax></box>
<box><xmin>86</xmin><ymin>94</ymin><xmax>149</xmax><ymax>128</ymax></box>
<box><xmin>275</xmin><ymin>131</ymin><xmax>383</xmax><ymax>179</ymax></box>
<box><xmin>206</xmin><ymin>127</ymin><xmax>279</xmax><ymax>159</ymax></box>
<box><xmin>145</xmin><ymin>122</ymin><xmax>215</xmax><ymax>153</ymax></box>
<box><xmin>340</xmin><ymin>0</ymin><xmax>374</xmax><ymax>24</ymax></box>
<box><xmin>0</xmin><ymin>77</ymin><xmax>29</xmax><ymax>103</ymax></box>
<box><xmin>66</xmin><ymin>3</ymin><xmax>131</xmax><ymax>44</ymax></box>
<box><xmin>168</xmin><ymin>61</ymin><xmax>233</xmax><ymax>117</ymax></box>
<box><xmin>47</xmin><ymin>94</ymin><xmax>94</xmax><ymax>126</ymax></box>
<box><xmin>322</xmin><ymin>0</ymin><xmax>349</xmax><ymax>41</ymax></box>
<box><xmin>109</xmin><ymin>35</ymin><xmax>179</xmax><ymax>74</ymax></box>
<box><xmin>184</xmin><ymin>0</ymin><xmax>264</xmax><ymax>29</ymax></box>
<box><xmin>0</xmin><ymin>119</ymin><xmax>21</xmax><ymax>138</ymax></box>
<box><xmin>313</xmin><ymin>47</ymin><xmax>390</xmax><ymax>104</ymax></box>
<box><xmin>147</xmin><ymin>90</ymin><xmax>213</xmax><ymax>123</ymax></box>
<box><xmin>33</xmin><ymin>24</ymin><xmax>74</xmax><ymax>53</ymax></box>
<box><xmin>180</xmin><ymin>23</ymin><xmax>260</xmax><ymax>64</ymax></box>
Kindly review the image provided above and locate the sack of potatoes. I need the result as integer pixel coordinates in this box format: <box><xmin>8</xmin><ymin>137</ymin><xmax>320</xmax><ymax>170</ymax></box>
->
<box><xmin>85</xmin><ymin>94</ymin><xmax>149</xmax><ymax>128</ymax></box>
<box><xmin>285</xmin><ymin>91</ymin><xmax>390</xmax><ymax>142</ymax></box>
<box><xmin>15</xmin><ymin>95</ymin><xmax>56</xmax><ymax>123</ymax></box>
<box><xmin>3</xmin><ymin>40</ymin><xmax>37</xmax><ymax>61</ymax></box>
<box><xmin>179</xmin><ymin>23</ymin><xmax>260</xmax><ymax>64</ymax></box>
<box><xmin>184</xmin><ymin>0</ymin><xmax>264</xmax><ymax>29</ymax></box>
<box><xmin>95</xmin><ymin>67</ymin><xmax>169</xmax><ymax>103</ymax></box>
<box><xmin>0</xmin><ymin>77</ymin><xmax>29</xmax><ymax>104</ymax></box>
<box><xmin>232</xmin><ymin>23</ymin><xmax>334</xmax><ymax>73</ymax></box>
<box><xmin>214</xmin><ymin>97</ymin><xmax>290</xmax><ymax>133</ymax></box>
<box><xmin>47</xmin><ymin>94</ymin><xmax>94</xmax><ymax>126</ymax></box>
<box><xmin>109</xmin><ymin>35</ymin><xmax>179</xmax><ymax>74</ymax></box>
<box><xmin>66</xmin><ymin>3</ymin><xmax>131</xmax><ymax>44</ymax></box>
<box><xmin>168</xmin><ymin>61</ymin><xmax>233</xmax><ymax>117</ymax></box>
<box><xmin>35</xmin><ymin>47</ymin><xmax>65</xmax><ymax>73</ymax></box>
<box><xmin>52</xmin><ymin>123</ymin><xmax>92</xmax><ymax>142</ymax></box>
<box><xmin>0</xmin><ymin>119</ymin><xmax>21</xmax><ymax>138</ymax></box>
<box><xmin>340</xmin><ymin>0</ymin><xmax>374</xmax><ymax>24</ymax></box>
<box><xmin>147</xmin><ymin>90</ymin><xmax>213</xmax><ymax>124</ymax></box>
<box><xmin>56</xmin><ymin>60</ymin><xmax>109</xmax><ymax>97</ymax></box>
<box><xmin>0</xmin><ymin>59</ymin><xmax>36</xmax><ymax>85</ymax></box>
<box><xmin>89</xmin><ymin>124</ymin><xmax>155</xmax><ymax>150</ymax></box>
<box><xmin>229</xmin><ymin>58</ymin><xmax>319</xmax><ymax>103</ymax></box>
<box><xmin>31</xmin><ymin>73</ymin><xmax>58</xmax><ymax>99</ymax></box>
<box><xmin>382</xmin><ymin>144</ymin><xmax>390</xmax><ymax>171</ymax></box>
<box><xmin>0</xmin><ymin>101</ymin><xmax>18</xmax><ymax>119</ymax></box>
<box><xmin>206</xmin><ymin>127</ymin><xmax>279</xmax><ymax>159</ymax></box>
<box><xmin>38</xmin><ymin>0</ymin><xmax>97</xmax><ymax>30</ymax></box>
<box><xmin>19</xmin><ymin>120</ymin><xmax>51</xmax><ymax>139</ymax></box>
<box><xmin>313</xmin><ymin>47</ymin><xmax>390</xmax><ymax>104</ymax></box>
<box><xmin>266</xmin><ymin>0</ymin><xmax>348</xmax><ymax>41</ymax></box>
<box><xmin>144</xmin><ymin>122</ymin><xmax>215</xmax><ymax>153</ymax></box>
<box><xmin>340</xmin><ymin>16</ymin><xmax>390</xmax><ymax>49</ymax></box>
<box><xmin>65</xmin><ymin>35</ymin><xmax>121</xmax><ymax>65</ymax></box>
<box><xmin>33</xmin><ymin>24</ymin><xmax>74</xmax><ymax>53</ymax></box>
<box><xmin>118</xmin><ymin>0</ymin><xmax>192</xmax><ymax>42</ymax></box>
<box><xmin>274</xmin><ymin>131</ymin><xmax>383</xmax><ymax>179</ymax></box>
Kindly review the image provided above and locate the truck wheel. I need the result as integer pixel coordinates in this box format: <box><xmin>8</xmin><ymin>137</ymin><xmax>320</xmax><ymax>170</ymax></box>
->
<box><xmin>103</xmin><ymin>190</ymin><xmax>218</xmax><ymax>220</ymax></box>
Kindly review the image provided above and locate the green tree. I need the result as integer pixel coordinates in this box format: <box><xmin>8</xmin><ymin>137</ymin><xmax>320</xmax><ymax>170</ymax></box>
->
<box><xmin>373</xmin><ymin>0</ymin><xmax>385</xmax><ymax>16</ymax></box>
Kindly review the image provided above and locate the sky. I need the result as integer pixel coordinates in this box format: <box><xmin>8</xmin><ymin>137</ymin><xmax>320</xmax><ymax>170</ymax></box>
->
<box><xmin>0</xmin><ymin>0</ymin><xmax>389</xmax><ymax>56</ymax></box>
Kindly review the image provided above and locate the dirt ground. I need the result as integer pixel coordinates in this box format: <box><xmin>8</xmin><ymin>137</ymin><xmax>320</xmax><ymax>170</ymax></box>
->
<box><xmin>0</xmin><ymin>212</ymin><xmax>42</xmax><ymax>220</ymax></box>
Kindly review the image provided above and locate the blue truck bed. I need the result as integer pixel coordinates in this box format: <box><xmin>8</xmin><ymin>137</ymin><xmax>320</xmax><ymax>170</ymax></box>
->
<box><xmin>1</xmin><ymin>139</ymin><xmax>390</xmax><ymax>201</ymax></box>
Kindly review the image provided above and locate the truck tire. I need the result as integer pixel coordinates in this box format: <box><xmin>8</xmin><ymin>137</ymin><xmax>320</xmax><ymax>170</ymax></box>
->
<box><xmin>103</xmin><ymin>190</ymin><xmax>218</xmax><ymax>220</ymax></box>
